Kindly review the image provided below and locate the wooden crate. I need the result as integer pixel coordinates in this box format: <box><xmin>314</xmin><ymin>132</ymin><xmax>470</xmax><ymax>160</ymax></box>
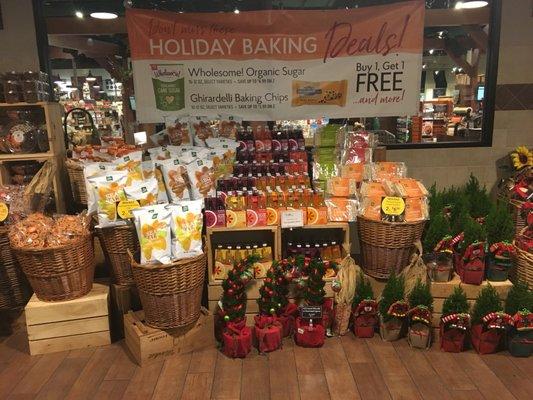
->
<box><xmin>25</xmin><ymin>283</ymin><xmax>111</xmax><ymax>355</ymax></box>
<box><xmin>429</xmin><ymin>274</ymin><xmax>513</xmax><ymax>328</ymax></box>
<box><xmin>109</xmin><ymin>284</ymin><xmax>142</xmax><ymax>340</ymax></box>
<box><xmin>206</xmin><ymin>225</ymin><xmax>279</xmax><ymax>283</ymax></box>
<box><xmin>124</xmin><ymin>307</ymin><xmax>215</xmax><ymax>366</ymax></box>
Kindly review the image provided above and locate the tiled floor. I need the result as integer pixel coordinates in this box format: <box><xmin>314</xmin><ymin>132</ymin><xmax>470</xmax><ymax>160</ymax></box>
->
<box><xmin>0</xmin><ymin>325</ymin><xmax>531</xmax><ymax>400</ymax></box>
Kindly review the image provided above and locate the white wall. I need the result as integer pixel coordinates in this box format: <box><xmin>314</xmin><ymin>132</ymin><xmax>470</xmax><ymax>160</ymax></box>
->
<box><xmin>0</xmin><ymin>0</ymin><xmax>39</xmax><ymax>72</ymax></box>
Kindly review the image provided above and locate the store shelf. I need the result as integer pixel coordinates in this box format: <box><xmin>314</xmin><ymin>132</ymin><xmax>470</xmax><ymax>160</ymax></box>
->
<box><xmin>280</xmin><ymin>222</ymin><xmax>349</xmax><ymax>230</ymax></box>
<box><xmin>207</xmin><ymin>225</ymin><xmax>278</xmax><ymax>234</ymax></box>
<box><xmin>0</xmin><ymin>102</ymin><xmax>49</xmax><ymax>107</ymax></box>
<box><xmin>0</xmin><ymin>152</ymin><xmax>54</xmax><ymax>161</ymax></box>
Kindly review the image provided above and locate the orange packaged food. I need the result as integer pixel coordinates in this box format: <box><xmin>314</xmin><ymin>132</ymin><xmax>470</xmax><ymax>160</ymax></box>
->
<box><xmin>327</xmin><ymin>177</ymin><xmax>357</xmax><ymax>197</ymax></box>
<box><xmin>341</xmin><ymin>163</ymin><xmax>364</xmax><ymax>182</ymax></box>
<box><xmin>291</xmin><ymin>80</ymin><xmax>348</xmax><ymax>107</ymax></box>
<box><xmin>405</xmin><ymin>197</ymin><xmax>429</xmax><ymax>222</ymax></box>
<box><xmin>325</xmin><ymin>197</ymin><xmax>357</xmax><ymax>222</ymax></box>
<box><xmin>359</xmin><ymin>196</ymin><xmax>382</xmax><ymax>221</ymax></box>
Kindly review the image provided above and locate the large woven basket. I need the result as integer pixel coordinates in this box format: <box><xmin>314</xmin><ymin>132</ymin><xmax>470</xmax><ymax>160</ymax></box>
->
<box><xmin>130</xmin><ymin>252</ymin><xmax>206</xmax><ymax>329</ymax></box>
<box><xmin>358</xmin><ymin>217</ymin><xmax>426</xmax><ymax>279</ymax></box>
<box><xmin>65</xmin><ymin>158</ymin><xmax>87</xmax><ymax>205</ymax></box>
<box><xmin>509</xmin><ymin>199</ymin><xmax>527</xmax><ymax>236</ymax></box>
<box><xmin>0</xmin><ymin>227</ymin><xmax>32</xmax><ymax>309</ymax></box>
<box><xmin>512</xmin><ymin>229</ymin><xmax>533</xmax><ymax>287</ymax></box>
<box><xmin>10</xmin><ymin>234</ymin><xmax>95</xmax><ymax>302</ymax></box>
<box><xmin>96</xmin><ymin>223</ymin><xmax>139</xmax><ymax>285</ymax></box>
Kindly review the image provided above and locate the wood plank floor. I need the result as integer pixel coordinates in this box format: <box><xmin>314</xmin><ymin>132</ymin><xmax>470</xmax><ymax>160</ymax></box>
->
<box><xmin>1</xmin><ymin>328</ymin><xmax>531</xmax><ymax>400</ymax></box>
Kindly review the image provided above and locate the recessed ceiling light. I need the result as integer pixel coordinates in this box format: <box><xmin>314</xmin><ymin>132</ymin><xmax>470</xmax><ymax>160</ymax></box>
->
<box><xmin>75</xmin><ymin>11</ymin><xmax>84</xmax><ymax>19</ymax></box>
<box><xmin>90</xmin><ymin>12</ymin><xmax>118</xmax><ymax>20</ymax></box>
<box><xmin>86</xmin><ymin>71</ymin><xmax>96</xmax><ymax>82</ymax></box>
<box><xmin>429</xmin><ymin>49</ymin><xmax>435</xmax><ymax>55</ymax></box>
<box><xmin>93</xmin><ymin>85</ymin><xmax>100</xmax><ymax>89</ymax></box>
<box><xmin>234</xmin><ymin>8</ymin><xmax>240</xmax><ymax>14</ymax></box>
<box><xmin>456</xmin><ymin>1</ymin><xmax>488</xmax><ymax>9</ymax></box>
<box><xmin>422</xmin><ymin>64</ymin><xmax>427</xmax><ymax>69</ymax></box>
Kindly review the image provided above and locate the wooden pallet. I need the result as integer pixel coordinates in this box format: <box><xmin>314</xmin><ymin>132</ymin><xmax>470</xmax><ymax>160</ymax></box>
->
<box><xmin>24</xmin><ymin>283</ymin><xmax>111</xmax><ymax>355</ymax></box>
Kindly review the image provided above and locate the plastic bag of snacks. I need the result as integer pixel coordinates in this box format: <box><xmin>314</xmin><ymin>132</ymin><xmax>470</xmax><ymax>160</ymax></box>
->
<box><xmin>187</xmin><ymin>159</ymin><xmax>216</xmax><ymax>199</ymax></box>
<box><xmin>0</xmin><ymin>185</ymin><xmax>27</xmax><ymax>225</ymax></box>
<box><xmin>165</xmin><ymin>117</ymin><xmax>191</xmax><ymax>145</ymax></box>
<box><xmin>132</xmin><ymin>204</ymin><xmax>172</xmax><ymax>264</ymax></box>
<box><xmin>190</xmin><ymin>117</ymin><xmax>215</xmax><ymax>146</ymax></box>
<box><xmin>124</xmin><ymin>178</ymin><xmax>159</xmax><ymax>207</ymax></box>
<box><xmin>147</xmin><ymin>147</ymin><xmax>171</xmax><ymax>161</ymax></box>
<box><xmin>168</xmin><ymin>200</ymin><xmax>203</xmax><ymax>259</ymax></box>
<box><xmin>113</xmin><ymin>151</ymin><xmax>143</xmax><ymax>185</ymax></box>
<box><xmin>340</xmin><ymin>128</ymin><xmax>374</xmax><ymax>165</ymax></box>
<box><xmin>88</xmin><ymin>171</ymin><xmax>128</xmax><ymax>228</ymax></box>
<box><xmin>158</xmin><ymin>159</ymin><xmax>190</xmax><ymax>202</ymax></box>
<box><xmin>325</xmin><ymin>197</ymin><xmax>358</xmax><ymax>222</ymax></box>
<box><xmin>9</xmin><ymin>212</ymin><xmax>90</xmax><ymax>249</ymax></box>
<box><xmin>364</xmin><ymin>162</ymin><xmax>407</xmax><ymax>181</ymax></box>
<box><xmin>326</xmin><ymin>177</ymin><xmax>358</xmax><ymax>197</ymax></box>
<box><xmin>216</xmin><ymin>116</ymin><xmax>242</xmax><ymax>140</ymax></box>
<box><xmin>141</xmin><ymin>160</ymin><xmax>169</xmax><ymax>203</ymax></box>
<box><xmin>84</xmin><ymin>162</ymin><xmax>117</xmax><ymax>214</ymax></box>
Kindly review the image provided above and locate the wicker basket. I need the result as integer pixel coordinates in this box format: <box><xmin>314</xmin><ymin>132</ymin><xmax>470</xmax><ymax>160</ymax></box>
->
<box><xmin>96</xmin><ymin>223</ymin><xmax>139</xmax><ymax>285</ymax></box>
<box><xmin>130</xmin><ymin>252</ymin><xmax>206</xmax><ymax>329</ymax></box>
<box><xmin>65</xmin><ymin>158</ymin><xmax>87</xmax><ymax>205</ymax></box>
<box><xmin>0</xmin><ymin>227</ymin><xmax>32</xmax><ymax>309</ymax></box>
<box><xmin>358</xmin><ymin>217</ymin><xmax>426</xmax><ymax>279</ymax></box>
<box><xmin>10</xmin><ymin>234</ymin><xmax>95</xmax><ymax>302</ymax></box>
<box><xmin>512</xmin><ymin>229</ymin><xmax>533</xmax><ymax>287</ymax></box>
<box><xmin>509</xmin><ymin>199</ymin><xmax>527</xmax><ymax>236</ymax></box>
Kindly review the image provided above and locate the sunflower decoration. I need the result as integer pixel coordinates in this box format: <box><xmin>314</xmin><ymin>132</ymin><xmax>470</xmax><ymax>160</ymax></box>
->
<box><xmin>510</xmin><ymin>146</ymin><xmax>533</xmax><ymax>170</ymax></box>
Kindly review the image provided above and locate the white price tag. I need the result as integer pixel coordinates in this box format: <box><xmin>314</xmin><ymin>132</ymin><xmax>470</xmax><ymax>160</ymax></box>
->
<box><xmin>280</xmin><ymin>210</ymin><xmax>304</xmax><ymax>228</ymax></box>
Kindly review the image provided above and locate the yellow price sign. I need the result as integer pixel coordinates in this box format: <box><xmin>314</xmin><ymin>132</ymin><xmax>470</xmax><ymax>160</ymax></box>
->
<box><xmin>381</xmin><ymin>196</ymin><xmax>405</xmax><ymax>216</ymax></box>
<box><xmin>117</xmin><ymin>200</ymin><xmax>140</xmax><ymax>219</ymax></box>
<box><xmin>0</xmin><ymin>202</ymin><xmax>8</xmax><ymax>222</ymax></box>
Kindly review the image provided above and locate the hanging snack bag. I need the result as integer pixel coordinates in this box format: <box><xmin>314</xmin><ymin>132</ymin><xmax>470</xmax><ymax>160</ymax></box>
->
<box><xmin>187</xmin><ymin>159</ymin><xmax>216</xmax><ymax>199</ymax></box>
<box><xmin>84</xmin><ymin>161</ymin><xmax>116</xmax><ymax>214</ymax></box>
<box><xmin>132</xmin><ymin>204</ymin><xmax>172</xmax><ymax>264</ymax></box>
<box><xmin>158</xmin><ymin>159</ymin><xmax>190</xmax><ymax>202</ymax></box>
<box><xmin>124</xmin><ymin>178</ymin><xmax>159</xmax><ymax>208</ymax></box>
<box><xmin>190</xmin><ymin>117</ymin><xmax>215</xmax><ymax>146</ymax></box>
<box><xmin>168</xmin><ymin>199</ymin><xmax>203</xmax><ymax>259</ymax></box>
<box><xmin>113</xmin><ymin>151</ymin><xmax>143</xmax><ymax>185</ymax></box>
<box><xmin>166</xmin><ymin>117</ymin><xmax>191</xmax><ymax>145</ymax></box>
<box><xmin>88</xmin><ymin>170</ymin><xmax>128</xmax><ymax>228</ymax></box>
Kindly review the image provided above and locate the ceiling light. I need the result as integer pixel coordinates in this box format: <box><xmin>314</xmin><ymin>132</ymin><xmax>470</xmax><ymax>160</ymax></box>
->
<box><xmin>234</xmin><ymin>8</ymin><xmax>240</xmax><ymax>14</ymax></box>
<box><xmin>75</xmin><ymin>11</ymin><xmax>84</xmax><ymax>19</ymax></box>
<box><xmin>93</xmin><ymin>85</ymin><xmax>100</xmax><ymax>89</ymax></box>
<box><xmin>86</xmin><ymin>71</ymin><xmax>96</xmax><ymax>82</ymax></box>
<box><xmin>90</xmin><ymin>12</ymin><xmax>118</xmax><ymax>20</ymax></box>
<box><xmin>456</xmin><ymin>1</ymin><xmax>488</xmax><ymax>9</ymax></box>
<box><xmin>429</xmin><ymin>49</ymin><xmax>435</xmax><ymax>55</ymax></box>
<box><xmin>422</xmin><ymin>64</ymin><xmax>427</xmax><ymax>69</ymax></box>
<box><xmin>434</xmin><ymin>70</ymin><xmax>439</xmax><ymax>75</ymax></box>
<box><xmin>99</xmin><ymin>90</ymin><xmax>105</xmax><ymax>93</ymax></box>
<box><xmin>437</xmin><ymin>31</ymin><xmax>444</xmax><ymax>38</ymax></box>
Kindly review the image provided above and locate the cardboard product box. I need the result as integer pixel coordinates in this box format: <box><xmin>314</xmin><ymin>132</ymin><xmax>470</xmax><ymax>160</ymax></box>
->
<box><xmin>124</xmin><ymin>307</ymin><xmax>215</xmax><ymax>366</ymax></box>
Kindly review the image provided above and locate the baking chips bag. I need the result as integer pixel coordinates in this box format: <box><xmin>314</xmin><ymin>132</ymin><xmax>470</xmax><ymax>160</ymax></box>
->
<box><xmin>124</xmin><ymin>178</ymin><xmax>159</xmax><ymax>208</ymax></box>
<box><xmin>132</xmin><ymin>205</ymin><xmax>172</xmax><ymax>264</ymax></box>
<box><xmin>88</xmin><ymin>170</ymin><xmax>128</xmax><ymax>228</ymax></box>
<box><xmin>291</xmin><ymin>80</ymin><xmax>348</xmax><ymax>107</ymax></box>
<box><xmin>83</xmin><ymin>161</ymin><xmax>116</xmax><ymax>214</ymax></box>
<box><xmin>158</xmin><ymin>159</ymin><xmax>190</xmax><ymax>202</ymax></box>
<box><xmin>187</xmin><ymin>159</ymin><xmax>216</xmax><ymax>200</ymax></box>
<box><xmin>141</xmin><ymin>160</ymin><xmax>169</xmax><ymax>203</ymax></box>
<box><xmin>113</xmin><ymin>151</ymin><xmax>143</xmax><ymax>185</ymax></box>
<box><xmin>169</xmin><ymin>200</ymin><xmax>203</xmax><ymax>259</ymax></box>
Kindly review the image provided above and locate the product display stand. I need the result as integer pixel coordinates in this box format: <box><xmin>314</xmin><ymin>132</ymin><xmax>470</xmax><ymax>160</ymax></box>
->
<box><xmin>0</xmin><ymin>102</ymin><xmax>66</xmax><ymax>213</ymax></box>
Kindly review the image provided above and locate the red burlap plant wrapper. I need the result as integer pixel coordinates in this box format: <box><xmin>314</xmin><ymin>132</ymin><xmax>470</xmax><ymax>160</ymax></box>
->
<box><xmin>276</xmin><ymin>303</ymin><xmax>299</xmax><ymax>337</ymax></box>
<box><xmin>222</xmin><ymin>319</ymin><xmax>252</xmax><ymax>358</ymax></box>
<box><xmin>333</xmin><ymin>303</ymin><xmax>351</xmax><ymax>336</ymax></box>
<box><xmin>354</xmin><ymin>315</ymin><xmax>377</xmax><ymax>338</ymax></box>
<box><xmin>471</xmin><ymin>324</ymin><xmax>503</xmax><ymax>354</ymax></box>
<box><xmin>459</xmin><ymin>243</ymin><xmax>485</xmax><ymax>285</ymax></box>
<box><xmin>294</xmin><ymin>317</ymin><xmax>325</xmax><ymax>347</ymax></box>
<box><xmin>254</xmin><ymin>315</ymin><xmax>282</xmax><ymax>353</ymax></box>
<box><xmin>440</xmin><ymin>325</ymin><xmax>467</xmax><ymax>353</ymax></box>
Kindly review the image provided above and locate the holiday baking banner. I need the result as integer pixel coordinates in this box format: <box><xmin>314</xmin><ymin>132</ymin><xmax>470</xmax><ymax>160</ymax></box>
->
<box><xmin>127</xmin><ymin>1</ymin><xmax>424</xmax><ymax>122</ymax></box>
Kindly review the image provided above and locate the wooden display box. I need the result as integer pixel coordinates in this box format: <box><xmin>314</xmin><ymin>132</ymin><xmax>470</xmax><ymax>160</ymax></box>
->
<box><xmin>124</xmin><ymin>307</ymin><xmax>215</xmax><ymax>366</ymax></box>
<box><xmin>109</xmin><ymin>284</ymin><xmax>142</xmax><ymax>340</ymax></box>
<box><xmin>430</xmin><ymin>274</ymin><xmax>513</xmax><ymax>328</ymax></box>
<box><xmin>24</xmin><ymin>283</ymin><xmax>111</xmax><ymax>355</ymax></box>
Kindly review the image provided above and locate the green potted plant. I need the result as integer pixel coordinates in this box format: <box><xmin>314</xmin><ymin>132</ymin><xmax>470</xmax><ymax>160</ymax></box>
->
<box><xmin>440</xmin><ymin>286</ymin><xmax>471</xmax><ymax>352</ymax></box>
<box><xmin>378</xmin><ymin>272</ymin><xmax>408</xmax><ymax>341</ymax></box>
<box><xmin>458</xmin><ymin>218</ymin><xmax>487</xmax><ymax>285</ymax></box>
<box><xmin>352</xmin><ymin>271</ymin><xmax>377</xmax><ymax>338</ymax></box>
<box><xmin>471</xmin><ymin>285</ymin><xmax>512</xmax><ymax>354</ymax></box>
<box><xmin>505</xmin><ymin>281</ymin><xmax>533</xmax><ymax>357</ymax></box>
<box><xmin>407</xmin><ymin>279</ymin><xmax>433</xmax><ymax>349</ymax></box>
<box><xmin>464</xmin><ymin>174</ymin><xmax>493</xmax><ymax>220</ymax></box>
<box><xmin>423</xmin><ymin>212</ymin><xmax>453</xmax><ymax>282</ymax></box>
<box><xmin>485</xmin><ymin>204</ymin><xmax>516</xmax><ymax>281</ymax></box>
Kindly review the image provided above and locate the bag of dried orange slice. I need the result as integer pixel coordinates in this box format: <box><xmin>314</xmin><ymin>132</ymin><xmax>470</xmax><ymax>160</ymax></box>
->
<box><xmin>132</xmin><ymin>204</ymin><xmax>172</xmax><ymax>264</ymax></box>
<box><xmin>88</xmin><ymin>171</ymin><xmax>128</xmax><ymax>228</ymax></box>
<box><xmin>157</xmin><ymin>159</ymin><xmax>190</xmax><ymax>202</ymax></box>
<box><xmin>187</xmin><ymin>159</ymin><xmax>216</xmax><ymax>200</ymax></box>
<box><xmin>168</xmin><ymin>200</ymin><xmax>203</xmax><ymax>259</ymax></box>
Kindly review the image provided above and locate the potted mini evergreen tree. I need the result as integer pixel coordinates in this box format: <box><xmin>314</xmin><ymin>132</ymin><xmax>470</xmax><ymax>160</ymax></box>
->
<box><xmin>379</xmin><ymin>272</ymin><xmax>408</xmax><ymax>341</ymax></box>
<box><xmin>407</xmin><ymin>279</ymin><xmax>433</xmax><ymax>349</ymax></box>
<box><xmin>458</xmin><ymin>218</ymin><xmax>487</xmax><ymax>285</ymax></box>
<box><xmin>423</xmin><ymin>212</ymin><xmax>453</xmax><ymax>282</ymax></box>
<box><xmin>485</xmin><ymin>204</ymin><xmax>516</xmax><ymax>281</ymax></box>
<box><xmin>505</xmin><ymin>281</ymin><xmax>533</xmax><ymax>357</ymax></box>
<box><xmin>440</xmin><ymin>286</ymin><xmax>471</xmax><ymax>352</ymax></box>
<box><xmin>464</xmin><ymin>174</ymin><xmax>493</xmax><ymax>220</ymax></box>
<box><xmin>352</xmin><ymin>271</ymin><xmax>377</xmax><ymax>338</ymax></box>
<box><xmin>471</xmin><ymin>285</ymin><xmax>512</xmax><ymax>354</ymax></box>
